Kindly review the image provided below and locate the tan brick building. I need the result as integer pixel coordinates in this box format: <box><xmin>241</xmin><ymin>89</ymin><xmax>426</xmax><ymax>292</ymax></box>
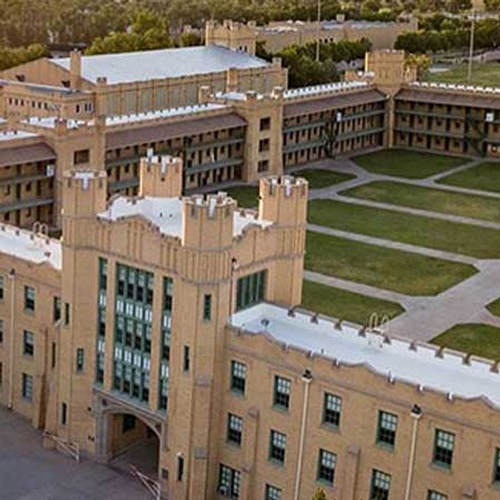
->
<box><xmin>0</xmin><ymin>154</ymin><xmax>499</xmax><ymax>500</ymax></box>
<box><xmin>0</xmin><ymin>45</ymin><xmax>499</xmax><ymax>500</ymax></box>
<box><xmin>205</xmin><ymin>18</ymin><xmax>419</xmax><ymax>54</ymax></box>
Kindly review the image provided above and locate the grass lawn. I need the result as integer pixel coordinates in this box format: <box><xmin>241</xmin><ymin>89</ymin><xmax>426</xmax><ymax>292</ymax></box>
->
<box><xmin>426</xmin><ymin>62</ymin><xmax>500</xmax><ymax>88</ymax></box>
<box><xmin>342</xmin><ymin>181</ymin><xmax>500</xmax><ymax>223</ymax></box>
<box><xmin>305</xmin><ymin>231</ymin><xmax>475</xmax><ymax>296</ymax></box>
<box><xmin>352</xmin><ymin>149</ymin><xmax>466</xmax><ymax>179</ymax></box>
<box><xmin>438</xmin><ymin>161</ymin><xmax>500</xmax><ymax>194</ymax></box>
<box><xmin>308</xmin><ymin>199</ymin><xmax>500</xmax><ymax>259</ymax></box>
<box><xmin>301</xmin><ymin>280</ymin><xmax>404</xmax><ymax>325</ymax></box>
<box><xmin>223</xmin><ymin>186</ymin><xmax>259</xmax><ymax>208</ymax></box>
<box><xmin>293</xmin><ymin>168</ymin><xmax>356</xmax><ymax>189</ymax></box>
<box><xmin>486</xmin><ymin>296</ymin><xmax>500</xmax><ymax>317</ymax></box>
<box><xmin>431</xmin><ymin>323</ymin><xmax>500</xmax><ymax>361</ymax></box>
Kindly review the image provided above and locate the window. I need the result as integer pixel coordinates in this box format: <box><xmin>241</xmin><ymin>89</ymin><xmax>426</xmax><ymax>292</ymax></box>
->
<box><xmin>428</xmin><ymin>491</ymin><xmax>447</xmax><ymax>500</ymax></box>
<box><xmin>218</xmin><ymin>464</ymin><xmax>240</xmax><ymax>498</ymax></box>
<box><xmin>203</xmin><ymin>294</ymin><xmax>212</xmax><ymax>321</ymax></box>
<box><xmin>231</xmin><ymin>361</ymin><xmax>246</xmax><ymax>394</ymax></box>
<box><xmin>24</xmin><ymin>286</ymin><xmax>35</xmax><ymax>312</ymax></box>
<box><xmin>259</xmin><ymin>138</ymin><xmax>270</xmax><ymax>152</ymax></box>
<box><xmin>317</xmin><ymin>449</ymin><xmax>336</xmax><ymax>485</ymax></box>
<box><xmin>183</xmin><ymin>346</ymin><xmax>190</xmax><ymax>372</ymax></box>
<box><xmin>51</xmin><ymin>342</ymin><xmax>56</xmax><ymax>369</ymax></box>
<box><xmin>260</xmin><ymin>117</ymin><xmax>271</xmax><ymax>131</ymax></box>
<box><xmin>76</xmin><ymin>348</ymin><xmax>84</xmax><ymax>372</ymax></box>
<box><xmin>494</xmin><ymin>448</ymin><xmax>500</xmax><ymax>483</ymax></box>
<box><xmin>377</xmin><ymin>411</ymin><xmax>398</xmax><ymax>447</ymax></box>
<box><xmin>22</xmin><ymin>373</ymin><xmax>33</xmax><ymax>400</ymax></box>
<box><xmin>433</xmin><ymin>429</ymin><xmax>455</xmax><ymax>468</ymax></box>
<box><xmin>0</xmin><ymin>276</ymin><xmax>4</xmax><ymax>300</ymax></box>
<box><xmin>73</xmin><ymin>149</ymin><xmax>90</xmax><ymax>165</ymax></box>
<box><xmin>257</xmin><ymin>160</ymin><xmax>269</xmax><ymax>173</ymax></box>
<box><xmin>323</xmin><ymin>393</ymin><xmax>341</xmax><ymax>427</ymax></box>
<box><xmin>23</xmin><ymin>331</ymin><xmax>34</xmax><ymax>356</ymax></box>
<box><xmin>122</xmin><ymin>414</ymin><xmax>136</xmax><ymax>433</ymax></box>
<box><xmin>177</xmin><ymin>455</ymin><xmax>184</xmax><ymax>481</ymax></box>
<box><xmin>227</xmin><ymin>413</ymin><xmax>243</xmax><ymax>445</ymax></box>
<box><xmin>269</xmin><ymin>430</ymin><xmax>286</xmax><ymax>464</ymax></box>
<box><xmin>236</xmin><ymin>270</ymin><xmax>266</xmax><ymax>311</ymax></box>
<box><xmin>0</xmin><ymin>320</ymin><xmax>3</xmax><ymax>344</ymax></box>
<box><xmin>53</xmin><ymin>296</ymin><xmax>61</xmax><ymax>322</ymax></box>
<box><xmin>61</xmin><ymin>403</ymin><xmax>67</xmax><ymax>425</ymax></box>
<box><xmin>273</xmin><ymin>376</ymin><xmax>291</xmax><ymax>410</ymax></box>
<box><xmin>370</xmin><ymin>470</ymin><xmax>391</xmax><ymax>500</ymax></box>
<box><xmin>64</xmin><ymin>303</ymin><xmax>70</xmax><ymax>325</ymax></box>
<box><xmin>265</xmin><ymin>484</ymin><xmax>281</xmax><ymax>500</ymax></box>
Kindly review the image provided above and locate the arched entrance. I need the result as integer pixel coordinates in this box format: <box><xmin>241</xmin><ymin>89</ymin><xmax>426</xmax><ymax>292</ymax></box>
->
<box><xmin>107</xmin><ymin>412</ymin><xmax>160</xmax><ymax>477</ymax></box>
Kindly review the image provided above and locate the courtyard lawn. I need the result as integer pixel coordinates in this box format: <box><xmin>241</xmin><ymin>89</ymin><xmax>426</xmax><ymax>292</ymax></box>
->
<box><xmin>438</xmin><ymin>161</ymin><xmax>500</xmax><ymax>194</ymax></box>
<box><xmin>223</xmin><ymin>186</ymin><xmax>259</xmax><ymax>208</ymax></box>
<box><xmin>308</xmin><ymin>199</ymin><xmax>500</xmax><ymax>259</ymax></box>
<box><xmin>305</xmin><ymin>231</ymin><xmax>475</xmax><ymax>296</ymax></box>
<box><xmin>426</xmin><ymin>62</ymin><xmax>500</xmax><ymax>88</ymax></box>
<box><xmin>301</xmin><ymin>280</ymin><xmax>404</xmax><ymax>325</ymax></box>
<box><xmin>352</xmin><ymin>149</ymin><xmax>466</xmax><ymax>179</ymax></box>
<box><xmin>293</xmin><ymin>168</ymin><xmax>356</xmax><ymax>189</ymax></box>
<box><xmin>342</xmin><ymin>181</ymin><xmax>500</xmax><ymax>223</ymax></box>
<box><xmin>431</xmin><ymin>323</ymin><xmax>500</xmax><ymax>361</ymax></box>
<box><xmin>486</xmin><ymin>297</ymin><xmax>500</xmax><ymax>317</ymax></box>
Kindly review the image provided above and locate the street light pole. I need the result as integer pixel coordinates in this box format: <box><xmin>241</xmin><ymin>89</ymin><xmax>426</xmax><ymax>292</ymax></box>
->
<box><xmin>467</xmin><ymin>9</ymin><xmax>476</xmax><ymax>84</ymax></box>
<box><xmin>316</xmin><ymin>0</ymin><xmax>321</xmax><ymax>62</ymax></box>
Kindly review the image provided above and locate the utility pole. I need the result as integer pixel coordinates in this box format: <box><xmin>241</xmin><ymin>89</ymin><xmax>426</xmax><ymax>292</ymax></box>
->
<box><xmin>316</xmin><ymin>0</ymin><xmax>321</xmax><ymax>62</ymax></box>
<box><xmin>467</xmin><ymin>9</ymin><xmax>476</xmax><ymax>84</ymax></box>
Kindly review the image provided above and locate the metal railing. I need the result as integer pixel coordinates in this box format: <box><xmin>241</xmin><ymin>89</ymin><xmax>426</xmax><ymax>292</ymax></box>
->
<box><xmin>130</xmin><ymin>464</ymin><xmax>161</xmax><ymax>500</ymax></box>
<box><xmin>42</xmin><ymin>431</ymin><xmax>80</xmax><ymax>462</ymax></box>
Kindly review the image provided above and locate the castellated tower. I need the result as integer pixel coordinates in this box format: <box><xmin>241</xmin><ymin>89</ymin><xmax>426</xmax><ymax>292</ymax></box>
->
<box><xmin>139</xmin><ymin>155</ymin><xmax>183</xmax><ymax>199</ymax></box>
<box><xmin>259</xmin><ymin>175</ymin><xmax>308</xmax><ymax>306</ymax></box>
<box><xmin>56</xmin><ymin>170</ymin><xmax>107</xmax><ymax>453</ymax></box>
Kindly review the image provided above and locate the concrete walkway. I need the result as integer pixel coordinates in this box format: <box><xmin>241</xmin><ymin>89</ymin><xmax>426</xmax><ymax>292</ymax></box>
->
<box><xmin>0</xmin><ymin>407</ymin><xmax>151</xmax><ymax>500</ymax></box>
<box><xmin>300</xmin><ymin>156</ymin><xmax>500</xmax><ymax>342</ymax></box>
<box><xmin>387</xmin><ymin>261</ymin><xmax>500</xmax><ymax>341</ymax></box>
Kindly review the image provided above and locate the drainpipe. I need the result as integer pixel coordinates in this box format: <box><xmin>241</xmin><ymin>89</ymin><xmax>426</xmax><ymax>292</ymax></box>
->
<box><xmin>7</xmin><ymin>268</ymin><xmax>16</xmax><ymax>409</ymax></box>
<box><xmin>293</xmin><ymin>369</ymin><xmax>312</xmax><ymax>500</ymax></box>
<box><xmin>404</xmin><ymin>404</ymin><xmax>422</xmax><ymax>500</ymax></box>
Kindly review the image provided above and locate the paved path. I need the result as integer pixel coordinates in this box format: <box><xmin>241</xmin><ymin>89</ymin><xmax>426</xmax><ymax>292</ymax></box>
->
<box><xmin>387</xmin><ymin>261</ymin><xmax>500</xmax><ymax>341</ymax></box>
<box><xmin>0</xmin><ymin>407</ymin><xmax>151</xmax><ymax>500</ymax></box>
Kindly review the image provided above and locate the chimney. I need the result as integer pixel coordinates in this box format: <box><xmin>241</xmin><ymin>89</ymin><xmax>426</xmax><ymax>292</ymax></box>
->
<box><xmin>70</xmin><ymin>50</ymin><xmax>82</xmax><ymax>91</ymax></box>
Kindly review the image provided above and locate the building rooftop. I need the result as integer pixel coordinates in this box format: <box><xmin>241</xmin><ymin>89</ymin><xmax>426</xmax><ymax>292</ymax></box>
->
<box><xmin>231</xmin><ymin>303</ymin><xmax>500</xmax><ymax>408</ymax></box>
<box><xmin>52</xmin><ymin>46</ymin><xmax>270</xmax><ymax>85</ymax></box>
<box><xmin>98</xmin><ymin>196</ymin><xmax>273</xmax><ymax>237</ymax></box>
<box><xmin>105</xmin><ymin>103</ymin><xmax>228</xmax><ymax>126</ymax></box>
<box><xmin>0</xmin><ymin>225</ymin><xmax>61</xmax><ymax>270</ymax></box>
<box><xmin>0</xmin><ymin>130</ymin><xmax>40</xmax><ymax>142</ymax></box>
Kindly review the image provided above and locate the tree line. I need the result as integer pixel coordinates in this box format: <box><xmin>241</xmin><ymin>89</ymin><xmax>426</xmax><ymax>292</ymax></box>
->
<box><xmin>258</xmin><ymin>38</ymin><xmax>372</xmax><ymax>88</ymax></box>
<box><xmin>396</xmin><ymin>16</ymin><xmax>500</xmax><ymax>53</ymax></box>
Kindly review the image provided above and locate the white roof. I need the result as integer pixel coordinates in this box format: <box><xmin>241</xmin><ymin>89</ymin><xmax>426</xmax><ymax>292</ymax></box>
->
<box><xmin>0</xmin><ymin>130</ymin><xmax>40</xmax><ymax>142</ymax></box>
<box><xmin>52</xmin><ymin>46</ymin><xmax>270</xmax><ymax>85</ymax></box>
<box><xmin>98</xmin><ymin>196</ymin><xmax>272</xmax><ymax>237</ymax></box>
<box><xmin>231</xmin><ymin>303</ymin><xmax>500</xmax><ymax>408</ymax></box>
<box><xmin>0</xmin><ymin>225</ymin><xmax>61</xmax><ymax>269</ymax></box>
<box><xmin>105</xmin><ymin>103</ymin><xmax>227</xmax><ymax>126</ymax></box>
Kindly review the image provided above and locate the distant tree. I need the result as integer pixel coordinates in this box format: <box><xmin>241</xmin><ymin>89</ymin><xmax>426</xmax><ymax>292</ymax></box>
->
<box><xmin>405</xmin><ymin>52</ymin><xmax>431</xmax><ymax>79</ymax></box>
<box><xmin>0</xmin><ymin>43</ymin><xmax>48</xmax><ymax>71</ymax></box>
<box><xmin>85</xmin><ymin>9</ymin><xmax>172</xmax><ymax>55</ymax></box>
<box><xmin>180</xmin><ymin>32</ymin><xmax>202</xmax><ymax>47</ymax></box>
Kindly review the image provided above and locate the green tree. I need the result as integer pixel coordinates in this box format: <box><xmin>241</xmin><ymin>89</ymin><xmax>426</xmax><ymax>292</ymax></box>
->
<box><xmin>312</xmin><ymin>488</ymin><xmax>327</xmax><ymax>500</ymax></box>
